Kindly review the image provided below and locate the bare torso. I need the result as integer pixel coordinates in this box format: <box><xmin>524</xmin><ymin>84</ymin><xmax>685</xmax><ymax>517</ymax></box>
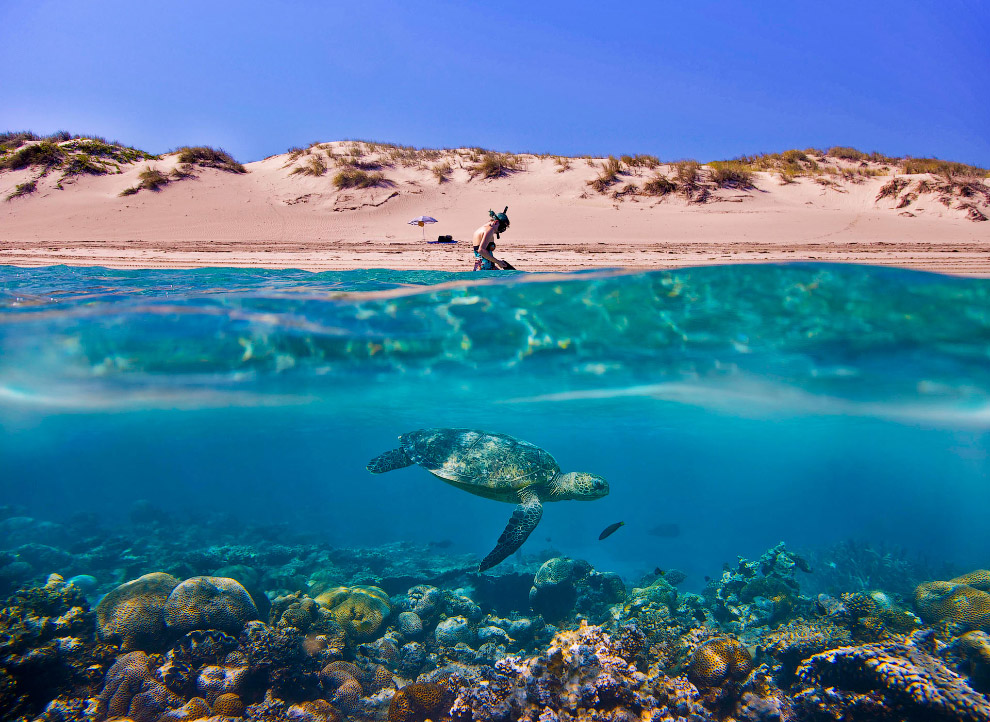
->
<box><xmin>473</xmin><ymin>219</ymin><xmax>501</xmax><ymax>270</ymax></box>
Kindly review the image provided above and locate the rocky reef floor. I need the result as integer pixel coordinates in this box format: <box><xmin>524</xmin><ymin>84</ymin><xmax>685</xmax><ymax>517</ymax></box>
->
<box><xmin>1</xmin><ymin>503</ymin><xmax>989</xmax><ymax>722</ymax></box>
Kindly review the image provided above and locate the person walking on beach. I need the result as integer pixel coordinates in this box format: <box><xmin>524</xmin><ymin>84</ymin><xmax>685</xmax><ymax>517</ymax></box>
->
<box><xmin>473</xmin><ymin>207</ymin><xmax>511</xmax><ymax>271</ymax></box>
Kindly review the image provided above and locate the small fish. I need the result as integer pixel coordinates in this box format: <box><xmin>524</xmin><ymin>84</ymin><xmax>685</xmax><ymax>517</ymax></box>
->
<box><xmin>704</xmin><ymin>575</ymin><xmax>711</xmax><ymax>582</ymax></box>
<box><xmin>654</xmin><ymin>567</ymin><xmax>665</xmax><ymax>576</ymax></box>
<box><xmin>598</xmin><ymin>521</ymin><xmax>625</xmax><ymax>540</ymax></box>
<box><xmin>648</xmin><ymin>522</ymin><xmax>681</xmax><ymax>538</ymax></box>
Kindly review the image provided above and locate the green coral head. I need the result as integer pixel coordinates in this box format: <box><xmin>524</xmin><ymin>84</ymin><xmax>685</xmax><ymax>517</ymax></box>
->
<box><xmin>555</xmin><ymin>471</ymin><xmax>609</xmax><ymax>500</ymax></box>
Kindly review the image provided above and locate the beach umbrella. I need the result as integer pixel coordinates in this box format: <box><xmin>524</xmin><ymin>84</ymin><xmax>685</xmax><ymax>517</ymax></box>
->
<box><xmin>408</xmin><ymin>215</ymin><xmax>438</xmax><ymax>240</ymax></box>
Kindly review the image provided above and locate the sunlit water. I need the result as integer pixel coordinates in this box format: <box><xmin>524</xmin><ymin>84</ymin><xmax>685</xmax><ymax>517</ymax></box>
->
<box><xmin>1</xmin><ymin>263</ymin><xmax>988</xmax><ymax>587</ymax></box>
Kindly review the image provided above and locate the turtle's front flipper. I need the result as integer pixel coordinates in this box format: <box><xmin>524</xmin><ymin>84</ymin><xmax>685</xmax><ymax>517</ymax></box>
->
<box><xmin>479</xmin><ymin>490</ymin><xmax>543</xmax><ymax>572</ymax></box>
<box><xmin>367</xmin><ymin>448</ymin><xmax>413</xmax><ymax>474</ymax></box>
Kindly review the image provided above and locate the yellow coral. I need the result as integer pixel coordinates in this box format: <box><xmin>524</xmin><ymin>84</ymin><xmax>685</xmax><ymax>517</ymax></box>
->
<box><xmin>96</xmin><ymin>572</ymin><xmax>180</xmax><ymax>651</ymax></box>
<box><xmin>914</xmin><ymin>581</ymin><xmax>990</xmax><ymax>630</ymax></box>
<box><xmin>212</xmin><ymin>692</ymin><xmax>245</xmax><ymax>717</ymax></box>
<box><xmin>315</xmin><ymin>585</ymin><xmax>392</xmax><ymax>641</ymax></box>
<box><xmin>687</xmin><ymin>637</ymin><xmax>753</xmax><ymax>688</ymax></box>
<box><xmin>843</xmin><ymin>591</ymin><xmax>881</xmax><ymax>619</ymax></box>
<box><xmin>952</xmin><ymin>570</ymin><xmax>990</xmax><ymax>592</ymax></box>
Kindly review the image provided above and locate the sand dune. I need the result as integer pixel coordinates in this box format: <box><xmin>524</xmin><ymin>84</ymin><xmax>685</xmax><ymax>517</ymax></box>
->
<box><xmin>2</xmin><ymin>140</ymin><xmax>989</xmax><ymax>275</ymax></box>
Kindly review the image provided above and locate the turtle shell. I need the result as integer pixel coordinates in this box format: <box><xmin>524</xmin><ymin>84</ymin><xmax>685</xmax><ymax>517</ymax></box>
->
<box><xmin>400</xmin><ymin>428</ymin><xmax>559</xmax><ymax>501</ymax></box>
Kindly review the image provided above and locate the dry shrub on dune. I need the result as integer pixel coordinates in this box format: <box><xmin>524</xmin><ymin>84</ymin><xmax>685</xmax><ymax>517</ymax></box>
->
<box><xmin>642</xmin><ymin>174</ymin><xmax>677</xmax><ymax>196</ymax></box>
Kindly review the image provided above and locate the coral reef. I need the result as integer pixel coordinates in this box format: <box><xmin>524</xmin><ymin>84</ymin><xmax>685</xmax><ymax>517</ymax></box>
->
<box><xmin>687</xmin><ymin>636</ymin><xmax>753</xmax><ymax>687</ymax></box>
<box><xmin>796</xmin><ymin>630</ymin><xmax>990</xmax><ymax>721</ymax></box>
<box><xmin>388</xmin><ymin>682</ymin><xmax>449</xmax><ymax>722</ymax></box>
<box><xmin>315</xmin><ymin>585</ymin><xmax>393</xmax><ymax>641</ymax></box>
<box><xmin>702</xmin><ymin>542</ymin><xmax>810</xmax><ymax>632</ymax></box>
<box><xmin>915</xmin><ymin>580</ymin><xmax>990</xmax><ymax>631</ymax></box>
<box><xmin>3</xmin><ymin>507</ymin><xmax>989</xmax><ymax>722</ymax></box>
<box><xmin>164</xmin><ymin>575</ymin><xmax>259</xmax><ymax>634</ymax></box>
<box><xmin>0</xmin><ymin>574</ymin><xmax>116</xmax><ymax>720</ymax></box>
<box><xmin>96</xmin><ymin>572</ymin><xmax>180</xmax><ymax>651</ymax></box>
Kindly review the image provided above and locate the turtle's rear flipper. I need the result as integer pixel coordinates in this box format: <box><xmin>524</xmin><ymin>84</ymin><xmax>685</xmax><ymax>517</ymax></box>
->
<box><xmin>367</xmin><ymin>448</ymin><xmax>413</xmax><ymax>474</ymax></box>
<box><xmin>479</xmin><ymin>493</ymin><xmax>543</xmax><ymax>572</ymax></box>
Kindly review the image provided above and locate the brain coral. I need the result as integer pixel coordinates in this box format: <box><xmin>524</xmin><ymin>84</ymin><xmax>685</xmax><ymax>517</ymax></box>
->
<box><xmin>96</xmin><ymin>650</ymin><xmax>152</xmax><ymax>719</ymax></box>
<box><xmin>397</xmin><ymin>611</ymin><xmax>424</xmax><ymax>638</ymax></box>
<box><xmin>405</xmin><ymin>585</ymin><xmax>443</xmax><ymax>620</ymax></box>
<box><xmin>320</xmin><ymin>661</ymin><xmax>364</xmax><ymax>710</ymax></box>
<box><xmin>289</xmin><ymin>699</ymin><xmax>342</xmax><ymax>722</ymax></box>
<box><xmin>212</xmin><ymin>692</ymin><xmax>245</xmax><ymax>717</ymax></box>
<box><xmin>316</xmin><ymin>585</ymin><xmax>392</xmax><ymax>641</ymax></box>
<box><xmin>953</xmin><ymin>570</ymin><xmax>990</xmax><ymax>592</ymax></box>
<box><xmin>164</xmin><ymin>576</ymin><xmax>259</xmax><ymax>635</ymax></box>
<box><xmin>196</xmin><ymin>663</ymin><xmax>250</xmax><ymax>705</ymax></box>
<box><xmin>96</xmin><ymin>572</ymin><xmax>180</xmax><ymax>651</ymax></box>
<box><xmin>160</xmin><ymin>697</ymin><xmax>211</xmax><ymax>722</ymax></box>
<box><xmin>688</xmin><ymin>636</ymin><xmax>754</xmax><ymax>688</ymax></box>
<box><xmin>915</xmin><ymin>581</ymin><xmax>990</xmax><ymax>630</ymax></box>
<box><xmin>389</xmin><ymin>682</ymin><xmax>447</xmax><ymax>722</ymax></box>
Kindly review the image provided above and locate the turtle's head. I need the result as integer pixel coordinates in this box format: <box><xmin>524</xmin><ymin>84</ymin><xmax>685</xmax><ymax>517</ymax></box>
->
<box><xmin>555</xmin><ymin>472</ymin><xmax>609</xmax><ymax>501</ymax></box>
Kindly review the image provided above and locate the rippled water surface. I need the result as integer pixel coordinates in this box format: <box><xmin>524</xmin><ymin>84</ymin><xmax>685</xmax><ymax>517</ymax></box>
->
<box><xmin>2</xmin><ymin>263</ymin><xmax>988</xmax><ymax>581</ymax></box>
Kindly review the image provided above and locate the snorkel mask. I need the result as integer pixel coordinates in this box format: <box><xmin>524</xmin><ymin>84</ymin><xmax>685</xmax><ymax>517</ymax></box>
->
<box><xmin>489</xmin><ymin>206</ymin><xmax>510</xmax><ymax>238</ymax></box>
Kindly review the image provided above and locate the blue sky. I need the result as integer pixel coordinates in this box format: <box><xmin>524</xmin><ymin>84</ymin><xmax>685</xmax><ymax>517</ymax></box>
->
<box><xmin>1</xmin><ymin>0</ymin><xmax>987</xmax><ymax>165</ymax></box>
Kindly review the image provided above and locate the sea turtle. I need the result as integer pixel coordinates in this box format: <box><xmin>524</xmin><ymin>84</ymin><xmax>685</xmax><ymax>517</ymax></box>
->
<box><xmin>367</xmin><ymin>428</ymin><xmax>609</xmax><ymax>572</ymax></box>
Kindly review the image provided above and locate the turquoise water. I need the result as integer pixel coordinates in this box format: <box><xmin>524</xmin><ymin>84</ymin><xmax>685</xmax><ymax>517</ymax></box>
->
<box><xmin>1</xmin><ymin>263</ymin><xmax>989</xmax><ymax>586</ymax></box>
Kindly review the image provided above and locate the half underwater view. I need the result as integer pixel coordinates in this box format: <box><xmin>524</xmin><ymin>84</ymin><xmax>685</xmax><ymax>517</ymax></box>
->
<box><xmin>2</xmin><ymin>261</ymin><xmax>990</xmax><ymax>722</ymax></box>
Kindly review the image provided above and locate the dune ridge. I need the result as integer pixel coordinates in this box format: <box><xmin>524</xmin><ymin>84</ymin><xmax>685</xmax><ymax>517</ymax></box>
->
<box><xmin>2</xmin><ymin>135</ymin><xmax>989</xmax><ymax>275</ymax></box>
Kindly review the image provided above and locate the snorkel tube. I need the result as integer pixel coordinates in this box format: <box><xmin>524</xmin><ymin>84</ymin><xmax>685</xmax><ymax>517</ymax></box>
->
<box><xmin>489</xmin><ymin>206</ymin><xmax>510</xmax><ymax>238</ymax></box>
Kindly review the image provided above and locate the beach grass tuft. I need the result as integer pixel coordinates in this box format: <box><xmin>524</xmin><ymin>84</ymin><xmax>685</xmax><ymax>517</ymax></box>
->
<box><xmin>902</xmin><ymin>157</ymin><xmax>988</xmax><ymax>179</ymax></box>
<box><xmin>432</xmin><ymin>161</ymin><xmax>452</xmax><ymax>184</ymax></box>
<box><xmin>290</xmin><ymin>154</ymin><xmax>327</xmax><ymax>177</ymax></box>
<box><xmin>642</xmin><ymin>174</ymin><xmax>677</xmax><ymax>196</ymax></box>
<box><xmin>175</xmin><ymin>146</ymin><xmax>246</xmax><ymax>173</ymax></box>
<box><xmin>138</xmin><ymin>166</ymin><xmax>170</xmax><ymax>191</ymax></box>
<box><xmin>877</xmin><ymin>178</ymin><xmax>910</xmax><ymax>202</ymax></box>
<box><xmin>0</xmin><ymin>141</ymin><xmax>64</xmax><ymax>170</ymax></box>
<box><xmin>708</xmin><ymin>161</ymin><xmax>755</xmax><ymax>189</ymax></box>
<box><xmin>332</xmin><ymin>168</ymin><xmax>388</xmax><ymax>189</ymax></box>
<box><xmin>4</xmin><ymin>180</ymin><xmax>37</xmax><ymax>201</ymax></box>
<box><xmin>588</xmin><ymin>156</ymin><xmax>624</xmax><ymax>193</ymax></box>
<box><xmin>468</xmin><ymin>152</ymin><xmax>522</xmax><ymax>180</ymax></box>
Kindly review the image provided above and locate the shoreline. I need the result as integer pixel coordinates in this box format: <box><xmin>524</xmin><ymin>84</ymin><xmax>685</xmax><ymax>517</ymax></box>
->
<box><xmin>4</xmin><ymin>240</ymin><xmax>990</xmax><ymax>276</ymax></box>
<box><xmin>3</xmin><ymin>140</ymin><xmax>989</xmax><ymax>276</ymax></box>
